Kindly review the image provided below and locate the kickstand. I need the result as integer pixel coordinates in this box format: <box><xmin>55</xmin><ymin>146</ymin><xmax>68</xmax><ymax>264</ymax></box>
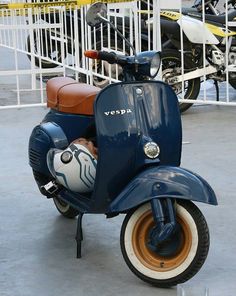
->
<box><xmin>75</xmin><ymin>213</ymin><xmax>83</xmax><ymax>258</ymax></box>
<box><xmin>214</xmin><ymin>80</ymin><xmax>220</xmax><ymax>102</ymax></box>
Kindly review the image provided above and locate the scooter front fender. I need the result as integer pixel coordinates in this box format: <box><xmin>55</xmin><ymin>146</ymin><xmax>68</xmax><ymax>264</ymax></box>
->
<box><xmin>109</xmin><ymin>166</ymin><xmax>217</xmax><ymax>213</ymax></box>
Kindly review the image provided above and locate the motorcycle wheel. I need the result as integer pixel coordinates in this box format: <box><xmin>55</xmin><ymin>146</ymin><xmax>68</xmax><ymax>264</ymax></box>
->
<box><xmin>26</xmin><ymin>30</ymin><xmax>63</xmax><ymax>68</ymax></box>
<box><xmin>161</xmin><ymin>49</ymin><xmax>201</xmax><ymax>113</ymax></box>
<box><xmin>120</xmin><ymin>200</ymin><xmax>209</xmax><ymax>288</ymax></box>
<box><xmin>53</xmin><ymin>197</ymin><xmax>80</xmax><ymax>219</ymax></box>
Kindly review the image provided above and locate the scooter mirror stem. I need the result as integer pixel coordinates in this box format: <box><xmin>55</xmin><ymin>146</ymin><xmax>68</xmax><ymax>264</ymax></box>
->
<box><xmin>97</xmin><ymin>13</ymin><xmax>137</xmax><ymax>57</ymax></box>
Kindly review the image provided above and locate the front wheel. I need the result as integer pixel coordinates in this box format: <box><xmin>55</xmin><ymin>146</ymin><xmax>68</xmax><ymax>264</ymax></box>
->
<box><xmin>120</xmin><ymin>200</ymin><xmax>209</xmax><ymax>288</ymax></box>
<box><xmin>161</xmin><ymin>49</ymin><xmax>201</xmax><ymax>113</ymax></box>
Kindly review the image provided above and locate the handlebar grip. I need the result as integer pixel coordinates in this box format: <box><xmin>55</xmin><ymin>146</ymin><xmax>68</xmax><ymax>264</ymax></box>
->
<box><xmin>98</xmin><ymin>51</ymin><xmax>117</xmax><ymax>64</ymax></box>
<box><xmin>84</xmin><ymin>50</ymin><xmax>117</xmax><ymax>64</ymax></box>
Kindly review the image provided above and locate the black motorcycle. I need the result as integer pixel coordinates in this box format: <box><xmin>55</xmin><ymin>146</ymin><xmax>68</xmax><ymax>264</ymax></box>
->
<box><xmin>159</xmin><ymin>0</ymin><xmax>236</xmax><ymax>112</ymax></box>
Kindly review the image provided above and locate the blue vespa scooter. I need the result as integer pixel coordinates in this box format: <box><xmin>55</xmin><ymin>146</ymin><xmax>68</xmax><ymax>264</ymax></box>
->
<box><xmin>28</xmin><ymin>2</ymin><xmax>217</xmax><ymax>288</ymax></box>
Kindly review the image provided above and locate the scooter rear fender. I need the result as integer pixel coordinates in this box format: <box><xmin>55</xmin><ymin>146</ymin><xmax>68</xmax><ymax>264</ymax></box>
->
<box><xmin>109</xmin><ymin>166</ymin><xmax>217</xmax><ymax>213</ymax></box>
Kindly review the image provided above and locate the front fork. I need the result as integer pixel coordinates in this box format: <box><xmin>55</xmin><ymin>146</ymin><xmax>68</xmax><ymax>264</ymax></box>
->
<box><xmin>148</xmin><ymin>198</ymin><xmax>176</xmax><ymax>251</ymax></box>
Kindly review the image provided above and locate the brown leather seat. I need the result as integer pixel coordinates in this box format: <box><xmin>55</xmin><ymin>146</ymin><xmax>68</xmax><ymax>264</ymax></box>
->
<box><xmin>46</xmin><ymin>77</ymin><xmax>100</xmax><ymax>115</ymax></box>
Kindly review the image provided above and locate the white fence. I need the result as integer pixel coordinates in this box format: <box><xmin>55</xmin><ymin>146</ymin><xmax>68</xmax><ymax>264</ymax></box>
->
<box><xmin>0</xmin><ymin>0</ymin><xmax>236</xmax><ymax>110</ymax></box>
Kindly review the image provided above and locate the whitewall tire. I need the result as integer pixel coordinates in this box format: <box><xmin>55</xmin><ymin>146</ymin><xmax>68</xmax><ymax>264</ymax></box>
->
<box><xmin>120</xmin><ymin>200</ymin><xmax>210</xmax><ymax>287</ymax></box>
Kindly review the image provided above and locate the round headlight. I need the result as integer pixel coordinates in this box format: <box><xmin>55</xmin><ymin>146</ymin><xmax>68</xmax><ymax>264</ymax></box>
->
<box><xmin>144</xmin><ymin>142</ymin><xmax>160</xmax><ymax>159</ymax></box>
<box><xmin>150</xmin><ymin>52</ymin><xmax>161</xmax><ymax>78</ymax></box>
<box><xmin>61</xmin><ymin>151</ymin><xmax>73</xmax><ymax>164</ymax></box>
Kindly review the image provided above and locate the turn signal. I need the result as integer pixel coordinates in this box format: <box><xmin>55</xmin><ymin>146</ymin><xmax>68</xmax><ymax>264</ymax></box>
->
<box><xmin>84</xmin><ymin>50</ymin><xmax>99</xmax><ymax>59</ymax></box>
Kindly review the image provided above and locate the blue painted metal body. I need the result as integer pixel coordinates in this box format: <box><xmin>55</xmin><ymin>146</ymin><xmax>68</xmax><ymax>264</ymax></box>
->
<box><xmin>90</xmin><ymin>81</ymin><xmax>182</xmax><ymax>212</ymax></box>
<box><xmin>109</xmin><ymin>166</ymin><xmax>217</xmax><ymax>213</ymax></box>
<box><xmin>43</xmin><ymin>111</ymin><xmax>94</xmax><ymax>144</ymax></box>
<box><xmin>29</xmin><ymin>112</ymin><xmax>94</xmax><ymax>176</ymax></box>
<box><xmin>28</xmin><ymin>80</ymin><xmax>217</xmax><ymax>214</ymax></box>
<box><xmin>29</xmin><ymin>121</ymin><xmax>69</xmax><ymax>176</ymax></box>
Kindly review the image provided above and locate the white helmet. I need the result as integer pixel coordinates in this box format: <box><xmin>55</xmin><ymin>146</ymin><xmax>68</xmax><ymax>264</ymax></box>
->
<box><xmin>47</xmin><ymin>143</ymin><xmax>97</xmax><ymax>193</ymax></box>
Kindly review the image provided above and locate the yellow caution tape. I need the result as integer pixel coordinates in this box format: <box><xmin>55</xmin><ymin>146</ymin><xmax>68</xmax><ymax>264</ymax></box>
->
<box><xmin>0</xmin><ymin>8</ymin><xmax>64</xmax><ymax>17</ymax></box>
<box><xmin>0</xmin><ymin>0</ymin><xmax>134</xmax><ymax>17</ymax></box>
<box><xmin>0</xmin><ymin>0</ymin><xmax>133</xmax><ymax>10</ymax></box>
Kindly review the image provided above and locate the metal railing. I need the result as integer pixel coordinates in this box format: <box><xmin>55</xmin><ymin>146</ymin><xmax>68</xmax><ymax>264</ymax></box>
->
<box><xmin>0</xmin><ymin>0</ymin><xmax>236</xmax><ymax>109</ymax></box>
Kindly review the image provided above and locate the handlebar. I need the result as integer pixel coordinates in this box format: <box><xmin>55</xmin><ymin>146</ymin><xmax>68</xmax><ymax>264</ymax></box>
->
<box><xmin>84</xmin><ymin>50</ymin><xmax>128</xmax><ymax>66</ymax></box>
<box><xmin>84</xmin><ymin>50</ymin><xmax>161</xmax><ymax>80</ymax></box>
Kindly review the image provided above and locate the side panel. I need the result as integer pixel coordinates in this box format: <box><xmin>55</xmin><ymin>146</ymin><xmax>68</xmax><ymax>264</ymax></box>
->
<box><xmin>109</xmin><ymin>166</ymin><xmax>217</xmax><ymax>213</ymax></box>
<box><xmin>43</xmin><ymin>110</ymin><xmax>94</xmax><ymax>143</ymax></box>
<box><xmin>29</xmin><ymin>111</ymin><xmax>94</xmax><ymax>177</ymax></box>
<box><xmin>28</xmin><ymin>122</ymin><xmax>68</xmax><ymax>176</ymax></box>
<box><xmin>177</xmin><ymin>15</ymin><xmax>219</xmax><ymax>45</ymax></box>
